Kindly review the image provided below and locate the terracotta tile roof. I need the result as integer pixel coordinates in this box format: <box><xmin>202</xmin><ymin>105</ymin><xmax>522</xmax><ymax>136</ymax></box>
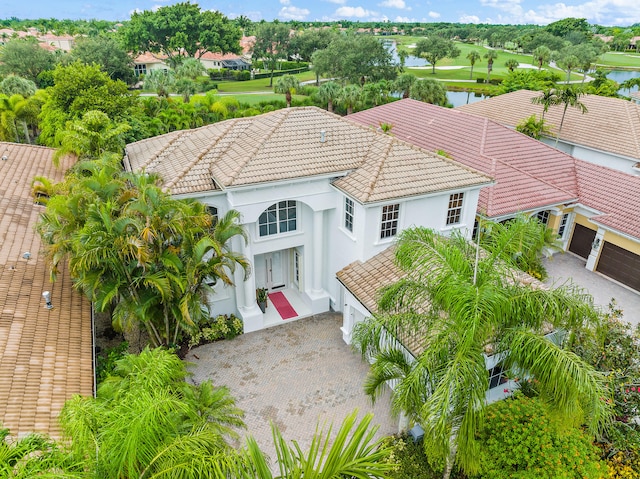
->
<box><xmin>349</xmin><ymin>99</ymin><xmax>578</xmax><ymax>217</ymax></box>
<box><xmin>198</xmin><ymin>51</ymin><xmax>244</xmax><ymax>61</ymax></box>
<box><xmin>575</xmin><ymin>160</ymin><xmax>640</xmax><ymax>238</ymax></box>
<box><xmin>337</xmin><ymin>247</ymin><xmax>401</xmax><ymax>314</ymax></box>
<box><xmin>133</xmin><ymin>52</ymin><xmax>168</xmax><ymax>64</ymax></box>
<box><xmin>0</xmin><ymin>143</ymin><xmax>93</xmax><ymax>439</ymax></box>
<box><xmin>124</xmin><ymin>107</ymin><xmax>492</xmax><ymax>202</ymax></box>
<box><xmin>457</xmin><ymin>90</ymin><xmax>640</xmax><ymax>162</ymax></box>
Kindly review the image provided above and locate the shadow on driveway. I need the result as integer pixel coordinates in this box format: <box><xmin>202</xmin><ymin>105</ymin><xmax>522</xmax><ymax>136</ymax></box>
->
<box><xmin>544</xmin><ymin>253</ymin><xmax>640</xmax><ymax>326</ymax></box>
<box><xmin>186</xmin><ymin>312</ymin><xmax>397</xmax><ymax>460</ymax></box>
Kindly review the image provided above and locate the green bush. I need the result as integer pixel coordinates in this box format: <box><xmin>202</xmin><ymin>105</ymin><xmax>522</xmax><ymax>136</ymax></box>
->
<box><xmin>474</xmin><ymin>393</ymin><xmax>605</xmax><ymax>479</ymax></box>
<box><xmin>476</xmin><ymin>77</ymin><xmax>485</xmax><ymax>83</ymax></box>
<box><xmin>188</xmin><ymin>314</ymin><xmax>243</xmax><ymax>348</ymax></box>
<box><xmin>383</xmin><ymin>435</ymin><xmax>441</xmax><ymax>479</ymax></box>
<box><xmin>96</xmin><ymin>341</ymin><xmax>129</xmax><ymax>383</ymax></box>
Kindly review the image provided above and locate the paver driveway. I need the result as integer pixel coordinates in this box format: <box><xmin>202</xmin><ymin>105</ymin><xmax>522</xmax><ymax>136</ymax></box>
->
<box><xmin>186</xmin><ymin>312</ymin><xmax>397</xmax><ymax>460</ymax></box>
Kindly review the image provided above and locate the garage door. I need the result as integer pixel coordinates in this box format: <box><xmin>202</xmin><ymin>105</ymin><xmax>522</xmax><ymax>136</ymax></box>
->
<box><xmin>568</xmin><ymin>224</ymin><xmax>596</xmax><ymax>259</ymax></box>
<box><xmin>596</xmin><ymin>242</ymin><xmax>640</xmax><ymax>291</ymax></box>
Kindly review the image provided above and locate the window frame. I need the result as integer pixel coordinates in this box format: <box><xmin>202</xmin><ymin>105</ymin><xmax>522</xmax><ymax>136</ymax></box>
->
<box><xmin>446</xmin><ymin>192</ymin><xmax>464</xmax><ymax>226</ymax></box>
<box><xmin>344</xmin><ymin>197</ymin><xmax>355</xmax><ymax>233</ymax></box>
<box><xmin>380</xmin><ymin>203</ymin><xmax>400</xmax><ymax>239</ymax></box>
<box><xmin>557</xmin><ymin>213</ymin><xmax>569</xmax><ymax>238</ymax></box>
<box><xmin>535</xmin><ymin>210</ymin><xmax>550</xmax><ymax>226</ymax></box>
<box><xmin>258</xmin><ymin>201</ymin><xmax>297</xmax><ymax>237</ymax></box>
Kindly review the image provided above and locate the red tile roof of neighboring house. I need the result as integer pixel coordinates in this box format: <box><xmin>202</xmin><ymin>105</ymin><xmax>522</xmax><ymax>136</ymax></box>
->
<box><xmin>198</xmin><ymin>51</ymin><xmax>245</xmax><ymax>61</ymax></box>
<box><xmin>348</xmin><ymin>99</ymin><xmax>579</xmax><ymax>217</ymax></box>
<box><xmin>240</xmin><ymin>36</ymin><xmax>255</xmax><ymax>54</ymax></box>
<box><xmin>0</xmin><ymin>143</ymin><xmax>93</xmax><ymax>439</ymax></box>
<box><xmin>133</xmin><ymin>52</ymin><xmax>168</xmax><ymax>64</ymax></box>
<box><xmin>38</xmin><ymin>42</ymin><xmax>57</xmax><ymax>52</ymax></box>
<box><xmin>574</xmin><ymin>160</ymin><xmax>640</xmax><ymax>239</ymax></box>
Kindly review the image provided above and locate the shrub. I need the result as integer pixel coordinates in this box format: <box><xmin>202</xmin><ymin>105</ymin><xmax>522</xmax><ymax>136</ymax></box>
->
<box><xmin>476</xmin><ymin>77</ymin><xmax>485</xmax><ymax>83</ymax></box>
<box><xmin>382</xmin><ymin>435</ymin><xmax>440</xmax><ymax>479</ymax></box>
<box><xmin>475</xmin><ymin>393</ymin><xmax>605</xmax><ymax>479</ymax></box>
<box><xmin>188</xmin><ymin>314</ymin><xmax>243</xmax><ymax>348</ymax></box>
<box><xmin>96</xmin><ymin>341</ymin><xmax>129</xmax><ymax>383</ymax></box>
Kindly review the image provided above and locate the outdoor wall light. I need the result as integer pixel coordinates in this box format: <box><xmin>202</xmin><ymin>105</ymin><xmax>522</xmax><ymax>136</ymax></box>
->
<box><xmin>592</xmin><ymin>238</ymin><xmax>601</xmax><ymax>251</ymax></box>
<box><xmin>42</xmin><ymin>291</ymin><xmax>53</xmax><ymax>310</ymax></box>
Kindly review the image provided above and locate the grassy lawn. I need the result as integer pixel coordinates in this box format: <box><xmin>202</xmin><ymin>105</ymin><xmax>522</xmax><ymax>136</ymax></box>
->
<box><xmin>596</xmin><ymin>52</ymin><xmax>640</xmax><ymax>69</ymax></box>
<box><xmin>215</xmin><ymin>71</ymin><xmax>316</xmax><ymax>93</ymax></box>
<box><xmin>232</xmin><ymin>93</ymin><xmax>307</xmax><ymax>105</ymax></box>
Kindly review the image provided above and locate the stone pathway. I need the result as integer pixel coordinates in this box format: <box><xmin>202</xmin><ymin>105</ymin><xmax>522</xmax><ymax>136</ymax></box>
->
<box><xmin>186</xmin><ymin>313</ymin><xmax>397</xmax><ymax>461</ymax></box>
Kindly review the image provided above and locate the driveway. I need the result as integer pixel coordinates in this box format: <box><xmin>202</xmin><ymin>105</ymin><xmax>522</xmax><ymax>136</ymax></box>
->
<box><xmin>543</xmin><ymin>253</ymin><xmax>640</xmax><ymax>326</ymax></box>
<box><xmin>185</xmin><ymin>312</ymin><xmax>397</xmax><ymax>460</ymax></box>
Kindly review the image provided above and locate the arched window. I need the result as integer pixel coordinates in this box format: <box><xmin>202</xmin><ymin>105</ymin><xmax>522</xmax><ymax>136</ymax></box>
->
<box><xmin>259</xmin><ymin>201</ymin><xmax>297</xmax><ymax>237</ymax></box>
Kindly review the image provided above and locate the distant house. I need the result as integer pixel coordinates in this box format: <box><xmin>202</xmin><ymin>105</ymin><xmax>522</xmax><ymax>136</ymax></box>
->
<box><xmin>0</xmin><ymin>143</ymin><xmax>93</xmax><ymax>439</ymax></box>
<box><xmin>350</xmin><ymin>98</ymin><xmax>640</xmax><ymax>294</ymax></box>
<box><xmin>458</xmin><ymin>89</ymin><xmax>640</xmax><ymax>175</ymax></box>
<box><xmin>124</xmin><ymin>106</ymin><xmax>491</xmax><ymax>334</ymax></box>
<box><xmin>198</xmin><ymin>51</ymin><xmax>251</xmax><ymax>71</ymax></box>
<box><xmin>132</xmin><ymin>52</ymin><xmax>169</xmax><ymax>76</ymax></box>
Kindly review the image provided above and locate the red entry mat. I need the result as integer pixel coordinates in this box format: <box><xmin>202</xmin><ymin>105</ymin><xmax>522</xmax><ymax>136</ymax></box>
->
<box><xmin>268</xmin><ymin>291</ymin><xmax>297</xmax><ymax>320</ymax></box>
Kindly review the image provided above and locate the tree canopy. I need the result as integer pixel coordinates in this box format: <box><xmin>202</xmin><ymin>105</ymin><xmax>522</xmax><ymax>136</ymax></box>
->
<box><xmin>413</xmin><ymin>36</ymin><xmax>460</xmax><ymax>74</ymax></box>
<box><xmin>0</xmin><ymin>38</ymin><xmax>57</xmax><ymax>84</ymax></box>
<box><xmin>69</xmin><ymin>35</ymin><xmax>135</xmax><ymax>84</ymax></box>
<box><xmin>120</xmin><ymin>2</ymin><xmax>241</xmax><ymax>63</ymax></box>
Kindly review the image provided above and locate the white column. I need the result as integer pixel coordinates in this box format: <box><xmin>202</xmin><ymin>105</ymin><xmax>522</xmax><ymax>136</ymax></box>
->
<box><xmin>312</xmin><ymin>209</ymin><xmax>323</xmax><ymax>294</ymax></box>
<box><xmin>586</xmin><ymin>228</ymin><xmax>605</xmax><ymax>272</ymax></box>
<box><xmin>239</xmin><ymin>239</ymin><xmax>256</xmax><ymax>309</ymax></box>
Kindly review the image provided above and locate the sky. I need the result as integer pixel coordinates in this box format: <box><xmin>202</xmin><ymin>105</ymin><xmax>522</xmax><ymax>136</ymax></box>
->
<box><xmin>3</xmin><ymin>0</ymin><xmax>640</xmax><ymax>27</ymax></box>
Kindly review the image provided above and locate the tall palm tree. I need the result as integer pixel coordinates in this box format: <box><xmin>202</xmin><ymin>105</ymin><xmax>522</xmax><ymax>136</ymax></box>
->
<box><xmin>274</xmin><ymin>74</ymin><xmax>299</xmax><ymax>108</ymax></box>
<box><xmin>553</xmin><ymin>85</ymin><xmax>588</xmax><ymax>145</ymax></box>
<box><xmin>531</xmin><ymin>88</ymin><xmax>557</xmax><ymax>120</ymax></box>
<box><xmin>353</xmin><ymin>226</ymin><xmax>610</xmax><ymax>479</ymax></box>
<box><xmin>558</xmin><ymin>54</ymin><xmax>580</xmax><ymax>83</ymax></box>
<box><xmin>466</xmin><ymin>51</ymin><xmax>481</xmax><ymax>80</ymax></box>
<box><xmin>338</xmin><ymin>84</ymin><xmax>361</xmax><ymax>115</ymax></box>
<box><xmin>484</xmin><ymin>50</ymin><xmax>498</xmax><ymax>82</ymax></box>
<box><xmin>317</xmin><ymin>81</ymin><xmax>341</xmax><ymax>112</ymax></box>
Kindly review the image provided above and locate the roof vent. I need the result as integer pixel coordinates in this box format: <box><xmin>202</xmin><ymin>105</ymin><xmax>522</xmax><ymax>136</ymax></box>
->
<box><xmin>22</xmin><ymin>252</ymin><xmax>31</xmax><ymax>260</ymax></box>
<box><xmin>1</xmin><ymin>153</ymin><xmax>7</xmax><ymax>161</ymax></box>
<box><xmin>320</xmin><ymin>130</ymin><xmax>326</xmax><ymax>143</ymax></box>
<box><xmin>42</xmin><ymin>291</ymin><xmax>53</xmax><ymax>310</ymax></box>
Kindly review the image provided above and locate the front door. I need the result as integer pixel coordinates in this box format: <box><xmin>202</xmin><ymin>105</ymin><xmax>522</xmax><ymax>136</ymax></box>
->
<box><xmin>265</xmin><ymin>251</ymin><xmax>286</xmax><ymax>290</ymax></box>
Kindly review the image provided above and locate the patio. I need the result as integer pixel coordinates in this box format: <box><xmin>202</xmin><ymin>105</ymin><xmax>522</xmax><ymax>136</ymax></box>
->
<box><xmin>185</xmin><ymin>312</ymin><xmax>397</xmax><ymax>461</ymax></box>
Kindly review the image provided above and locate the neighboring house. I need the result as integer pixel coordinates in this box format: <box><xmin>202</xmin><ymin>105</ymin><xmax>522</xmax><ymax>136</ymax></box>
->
<box><xmin>457</xmin><ymin>89</ymin><xmax>640</xmax><ymax>175</ymax></box>
<box><xmin>198</xmin><ymin>51</ymin><xmax>251</xmax><ymax>71</ymax></box>
<box><xmin>37</xmin><ymin>33</ymin><xmax>75</xmax><ymax>51</ymax></box>
<box><xmin>0</xmin><ymin>143</ymin><xmax>93</xmax><ymax>438</ymax></box>
<box><xmin>132</xmin><ymin>52</ymin><xmax>169</xmax><ymax>76</ymax></box>
<box><xmin>123</xmin><ymin>106</ymin><xmax>492</xmax><ymax>333</ymax></box>
<box><xmin>349</xmin><ymin>98</ymin><xmax>640</xmax><ymax>294</ymax></box>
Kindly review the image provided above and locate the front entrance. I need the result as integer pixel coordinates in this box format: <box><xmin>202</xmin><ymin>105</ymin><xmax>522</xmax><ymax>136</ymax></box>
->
<box><xmin>265</xmin><ymin>251</ymin><xmax>286</xmax><ymax>290</ymax></box>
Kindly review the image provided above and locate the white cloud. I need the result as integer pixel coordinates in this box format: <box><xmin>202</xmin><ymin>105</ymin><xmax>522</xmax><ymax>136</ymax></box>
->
<box><xmin>278</xmin><ymin>5</ymin><xmax>310</xmax><ymax>20</ymax></box>
<box><xmin>378</xmin><ymin>0</ymin><xmax>406</xmax><ymax>9</ymax></box>
<box><xmin>428</xmin><ymin>10</ymin><xmax>440</xmax><ymax>18</ymax></box>
<box><xmin>395</xmin><ymin>15</ymin><xmax>416</xmax><ymax>22</ymax></box>
<box><xmin>280</xmin><ymin>0</ymin><xmax>290</xmax><ymax>4</ymax></box>
<box><xmin>325</xmin><ymin>0</ymin><xmax>347</xmax><ymax>4</ymax></box>
<box><xmin>459</xmin><ymin>14</ymin><xmax>481</xmax><ymax>23</ymax></box>
<box><xmin>334</xmin><ymin>6</ymin><xmax>377</xmax><ymax>18</ymax></box>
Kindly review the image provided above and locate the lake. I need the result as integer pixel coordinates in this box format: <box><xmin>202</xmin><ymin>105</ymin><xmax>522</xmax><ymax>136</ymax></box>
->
<box><xmin>446</xmin><ymin>90</ymin><xmax>489</xmax><ymax>107</ymax></box>
<box><xmin>606</xmin><ymin>70</ymin><xmax>640</xmax><ymax>94</ymax></box>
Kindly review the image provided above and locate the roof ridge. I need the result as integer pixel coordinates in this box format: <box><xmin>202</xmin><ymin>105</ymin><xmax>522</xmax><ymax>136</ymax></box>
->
<box><xmin>360</xmin><ymin>135</ymin><xmax>394</xmax><ymax>202</ymax></box>
<box><xmin>138</xmin><ymin>131</ymin><xmax>186</xmax><ymax>171</ymax></box>
<box><xmin>625</xmin><ymin>101</ymin><xmax>640</xmax><ymax>157</ymax></box>
<box><xmin>166</xmin><ymin>120</ymin><xmax>239</xmax><ymax>190</ymax></box>
<box><xmin>221</xmin><ymin>109</ymin><xmax>291</xmax><ymax>186</ymax></box>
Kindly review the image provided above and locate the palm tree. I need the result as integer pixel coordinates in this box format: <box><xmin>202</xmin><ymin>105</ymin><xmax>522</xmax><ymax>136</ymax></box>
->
<box><xmin>409</xmin><ymin>78</ymin><xmax>448</xmax><ymax>107</ymax></box>
<box><xmin>532</xmin><ymin>46</ymin><xmax>551</xmax><ymax>70</ymax></box>
<box><xmin>558</xmin><ymin>54</ymin><xmax>580</xmax><ymax>83</ymax></box>
<box><xmin>317</xmin><ymin>81</ymin><xmax>341</xmax><ymax>112</ymax></box>
<box><xmin>515</xmin><ymin>114</ymin><xmax>550</xmax><ymax>140</ymax></box>
<box><xmin>239</xmin><ymin>410</ymin><xmax>393</xmax><ymax>478</ymax></box>
<box><xmin>338</xmin><ymin>84</ymin><xmax>361</xmax><ymax>115</ymax></box>
<box><xmin>484</xmin><ymin>50</ymin><xmax>498</xmax><ymax>82</ymax></box>
<box><xmin>553</xmin><ymin>85</ymin><xmax>588</xmax><ymax>145</ymax></box>
<box><xmin>274</xmin><ymin>74</ymin><xmax>300</xmax><ymax>108</ymax></box>
<box><xmin>60</xmin><ymin>347</ymin><xmax>245</xmax><ymax>479</ymax></box>
<box><xmin>504</xmin><ymin>59</ymin><xmax>519</xmax><ymax>72</ymax></box>
<box><xmin>393</xmin><ymin>73</ymin><xmax>417</xmax><ymax>99</ymax></box>
<box><xmin>144</xmin><ymin>69</ymin><xmax>175</xmax><ymax>98</ymax></box>
<box><xmin>353</xmin><ymin>226</ymin><xmax>610</xmax><ymax>479</ymax></box>
<box><xmin>531</xmin><ymin>88</ymin><xmax>557</xmax><ymax>120</ymax></box>
<box><xmin>466</xmin><ymin>51</ymin><xmax>481</xmax><ymax>80</ymax></box>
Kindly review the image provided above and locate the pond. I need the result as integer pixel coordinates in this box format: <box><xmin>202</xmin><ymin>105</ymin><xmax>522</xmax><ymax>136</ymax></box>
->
<box><xmin>446</xmin><ymin>90</ymin><xmax>490</xmax><ymax>107</ymax></box>
<box><xmin>383</xmin><ymin>40</ymin><xmax>429</xmax><ymax>68</ymax></box>
<box><xmin>606</xmin><ymin>70</ymin><xmax>640</xmax><ymax>95</ymax></box>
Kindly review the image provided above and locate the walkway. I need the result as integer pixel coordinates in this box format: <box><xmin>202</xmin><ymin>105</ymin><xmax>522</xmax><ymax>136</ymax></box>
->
<box><xmin>543</xmin><ymin>253</ymin><xmax>640</xmax><ymax>326</ymax></box>
<box><xmin>186</xmin><ymin>313</ymin><xmax>397</xmax><ymax>459</ymax></box>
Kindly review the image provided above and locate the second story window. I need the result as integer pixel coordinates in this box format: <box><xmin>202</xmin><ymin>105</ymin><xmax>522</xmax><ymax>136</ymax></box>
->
<box><xmin>380</xmin><ymin>204</ymin><xmax>399</xmax><ymax>239</ymax></box>
<box><xmin>536</xmin><ymin>210</ymin><xmax>550</xmax><ymax>225</ymax></box>
<box><xmin>259</xmin><ymin>201</ymin><xmax>297</xmax><ymax>237</ymax></box>
<box><xmin>446</xmin><ymin>192</ymin><xmax>464</xmax><ymax>225</ymax></box>
<box><xmin>344</xmin><ymin>197</ymin><xmax>354</xmax><ymax>232</ymax></box>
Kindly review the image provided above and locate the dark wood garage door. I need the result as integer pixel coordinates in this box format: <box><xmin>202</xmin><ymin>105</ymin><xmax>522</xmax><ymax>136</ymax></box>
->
<box><xmin>596</xmin><ymin>242</ymin><xmax>640</xmax><ymax>291</ymax></box>
<box><xmin>569</xmin><ymin>223</ymin><xmax>596</xmax><ymax>259</ymax></box>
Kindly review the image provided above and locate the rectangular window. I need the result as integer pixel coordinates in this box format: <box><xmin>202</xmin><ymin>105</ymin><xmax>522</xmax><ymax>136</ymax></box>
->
<box><xmin>536</xmin><ymin>210</ymin><xmax>550</xmax><ymax>225</ymax></box>
<box><xmin>134</xmin><ymin>64</ymin><xmax>147</xmax><ymax>76</ymax></box>
<box><xmin>446</xmin><ymin>192</ymin><xmax>464</xmax><ymax>225</ymax></box>
<box><xmin>344</xmin><ymin>197</ymin><xmax>354</xmax><ymax>232</ymax></box>
<box><xmin>380</xmin><ymin>204</ymin><xmax>399</xmax><ymax>239</ymax></box>
<box><xmin>488</xmin><ymin>363</ymin><xmax>508</xmax><ymax>389</ymax></box>
<box><xmin>557</xmin><ymin>213</ymin><xmax>569</xmax><ymax>238</ymax></box>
